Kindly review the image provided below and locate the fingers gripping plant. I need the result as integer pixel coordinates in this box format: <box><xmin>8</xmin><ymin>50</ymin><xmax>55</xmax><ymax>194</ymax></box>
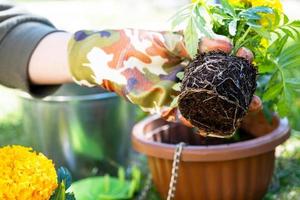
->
<box><xmin>171</xmin><ymin>0</ymin><xmax>300</xmax><ymax>137</ymax></box>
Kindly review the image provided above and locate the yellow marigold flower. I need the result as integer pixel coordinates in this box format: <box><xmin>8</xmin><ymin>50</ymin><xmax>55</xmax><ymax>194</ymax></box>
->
<box><xmin>228</xmin><ymin>0</ymin><xmax>251</xmax><ymax>7</ymax></box>
<box><xmin>251</xmin><ymin>0</ymin><xmax>283</xmax><ymax>27</ymax></box>
<box><xmin>251</xmin><ymin>0</ymin><xmax>283</xmax><ymax>12</ymax></box>
<box><xmin>0</xmin><ymin>145</ymin><xmax>58</xmax><ymax>200</ymax></box>
<box><xmin>229</xmin><ymin>0</ymin><xmax>283</xmax><ymax>11</ymax></box>
<box><xmin>260</xmin><ymin>38</ymin><xmax>269</xmax><ymax>48</ymax></box>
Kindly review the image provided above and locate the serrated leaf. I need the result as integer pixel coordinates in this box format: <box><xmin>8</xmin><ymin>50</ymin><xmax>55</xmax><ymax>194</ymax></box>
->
<box><xmin>220</xmin><ymin>0</ymin><xmax>235</xmax><ymax>16</ymax></box>
<box><xmin>267</xmin><ymin>35</ymin><xmax>289</xmax><ymax>57</ymax></box>
<box><xmin>268</xmin><ymin>72</ymin><xmax>280</xmax><ymax>88</ymax></box>
<box><xmin>176</xmin><ymin>71</ymin><xmax>184</xmax><ymax>80</ymax></box>
<box><xmin>239</xmin><ymin>6</ymin><xmax>273</xmax><ymax>20</ymax></box>
<box><xmin>281</xmin><ymin>28</ymin><xmax>296</xmax><ymax>40</ymax></box>
<box><xmin>252</xmin><ymin>27</ymin><xmax>271</xmax><ymax>39</ymax></box>
<box><xmin>286</xmin><ymin>78</ymin><xmax>300</xmax><ymax>88</ymax></box>
<box><xmin>274</xmin><ymin>10</ymin><xmax>281</xmax><ymax>27</ymax></box>
<box><xmin>194</xmin><ymin>5</ymin><xmax>206</xmax><ymax>25</ymax></box>
<box><xmin>229</xmin><ymin>20</ymin><xmax>237</xmax><ymax>36</ymax></box>
<box><xmin>247</xmin><ymin>6</ymin><xmax>274</xmax><ymax>14</ymax></box>
<box><xmin>194</xmin><ymin>17</ymin><xmax>214</xmax><ymax>38</ymax></box>
<box><xmin>247</xmin><ymin>21</ymin><xmax>262</xmax><ymax>28</ymax></box>
<box><xmin>278</xmin><ymin>43</ymin><xmax>300</xmax><ymax>64</ymax></box>
<box><xmin>184</xmin><ymin>17</ymin><xmax>199</xmax><ymax>58</ymax></box>
<box><xmin>169</xmin><ymin>3</ymin><xmax>193</xmax><ymax>22</ymax></box>
<box><xmin>263</xmin><ymin>84</ymin><xmax>283</xmax><ymax>101</ymax></box>
<box><xmin>172</xmin><ymin>83</ymin><xmax>182</xmax><ymax>92</ymax></box>
<box><xmin>171</xmin><ymin>13</ymin><xmax>190</xmax><ymax>29</ymax></box>
<box><xmin>280</xmin><ymin>57</ymin><xmax>300</xmax><ymax>69</ymax></box>
<box><xmin>170</xmin><ymin>96</ymin><xmax>179</xmax><ymax>108</ymax></box>
<box><xmin>290</xmin><ymin>20</ymin><xmax>300</xmax><ymax>27</ymax></box>
<box><xmin>284</xmin><ymin>14</ymin><xmax>289</xmax><ymax>24</ymax></box>
<box><xmin>277</xmin><ymin>88</ymin><xmax>292</xmax><ymax>116</ymax></box>
<box><xmin>240</xmin><ymin>12</ymin><xmax>261</xmax><ymax>20</ymax></box>
<box><xmin>258</xmin><ymin>60</ymin><xmax>276</xmax><ymax>74</ymax></box>
<box><xmin>289</xmin><ymin>26</ymin><xmax>300</xmax><ymax>39</ymax></box>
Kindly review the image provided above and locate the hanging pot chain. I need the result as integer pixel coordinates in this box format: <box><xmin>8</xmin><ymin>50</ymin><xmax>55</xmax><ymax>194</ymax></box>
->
<box><xmin>137</xmin><ymin>173</ymin><xmax>152</xmax><ymax>200</ymax></box>
<box><xmin>167</xmin><ymin>142</ymin><xmax>185</xmax><ymax>200</ymax></box>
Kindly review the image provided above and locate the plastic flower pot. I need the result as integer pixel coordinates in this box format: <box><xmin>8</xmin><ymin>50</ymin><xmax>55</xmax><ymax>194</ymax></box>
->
<box><xmin>132</xmin><ymin>112</ymin><xmax>290</xmax><ymax>200</ymax></box>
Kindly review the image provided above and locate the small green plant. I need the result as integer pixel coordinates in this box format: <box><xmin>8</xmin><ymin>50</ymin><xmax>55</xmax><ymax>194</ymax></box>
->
<box><xmin>50</xmin><ymin>167</ymin><xmax>76</xmax><ymax>200</ymax></box>
<box><xmin>70</xmin><ymin>167</ymin><xmax>141</xmax><ymax>200</ymax></box>
<box><xmin>170</xmin><ymin>0</ymin><xmax>300</xmax><ymax>134</ymax></box>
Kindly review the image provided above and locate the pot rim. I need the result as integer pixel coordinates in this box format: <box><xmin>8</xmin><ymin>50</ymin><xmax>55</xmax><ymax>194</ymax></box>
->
<box><xmin>132</xmin><ymin>115</ymin><xmax>290</xmax><ymax>162</ymax></box>
<box><xmin>17</xmin><ymin>91</ymin><xmax>117</xmax><ymax>102</ymax></box>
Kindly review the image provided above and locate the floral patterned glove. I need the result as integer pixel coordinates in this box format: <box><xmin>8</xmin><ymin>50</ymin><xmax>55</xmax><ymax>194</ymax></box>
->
<box><xmin>68</xmin><ymin>29</ymin><xmax>188</xmax><ymax>114</ymax></box>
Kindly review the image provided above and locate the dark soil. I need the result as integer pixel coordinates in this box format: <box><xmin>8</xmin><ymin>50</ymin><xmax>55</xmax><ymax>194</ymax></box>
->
<box><xmin>151</xmin><ymin>122</ymin><xmax>255</xmax><ymax>146</ymax></box>
<box><xmin>178</xmin><ymin>52</ymin><xmax>257</xmax><ymax>137</ymax></box>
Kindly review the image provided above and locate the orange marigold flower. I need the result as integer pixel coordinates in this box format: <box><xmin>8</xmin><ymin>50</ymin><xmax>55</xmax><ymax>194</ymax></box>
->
<box><xmin>0</xmin><ymin>145</ymin><xmax>58</xmax><ymax>200</ymax></box>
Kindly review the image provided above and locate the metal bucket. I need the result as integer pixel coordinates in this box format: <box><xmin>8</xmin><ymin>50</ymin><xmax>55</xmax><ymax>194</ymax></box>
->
<box><xmin>18</xmin><ymin>84</ymin><xmax>137</xmax><ymax>179</ymax></box>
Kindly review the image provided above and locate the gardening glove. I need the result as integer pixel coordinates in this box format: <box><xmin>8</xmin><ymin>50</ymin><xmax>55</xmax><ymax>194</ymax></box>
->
<box><xmin>68</xmin><ymin>29</ymin><xmax>188</xmax><ymax>114</ymax></box>
<box><xmin>68</xmin><ymin>29</ymin><xmax>262</xmax><ymax>126</ymax></box>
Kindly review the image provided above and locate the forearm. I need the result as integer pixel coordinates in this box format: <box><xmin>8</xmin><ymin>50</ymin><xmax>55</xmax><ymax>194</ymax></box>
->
<box><xmin>29</xmin><ymin>32</ymin><xmax>73</xmax><ymax>85</ymax></box>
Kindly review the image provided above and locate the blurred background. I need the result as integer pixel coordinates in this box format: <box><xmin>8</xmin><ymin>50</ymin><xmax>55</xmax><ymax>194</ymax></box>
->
<box><xmin>0</xmin><ymin>0</ymin><xmax>299</xmax><ymax>199</ymax></box>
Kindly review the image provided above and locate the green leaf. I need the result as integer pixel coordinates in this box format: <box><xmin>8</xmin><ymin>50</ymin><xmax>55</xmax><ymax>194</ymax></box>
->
<box><xmin>194</xmin><ymin>5</ymin><xmax>214</xmax><ymax>38</ymax></box>
<box><xmin>170</xmin><ymin>96</ymin><xmax>179</xmax><ymax>108</ymax></box>
<box><xmin>263</xmin><ymin>84</ymin><xmax>283</xmax><ymax>101</ymax></box>
<box><xmin>229</xmin><ymin>20</ymin><xmax>238</xmax><ymax>36</ymax></box>
<box><xmin>169</xmin><ymin>3</ymin><xmax>193</xmax><ymax>21</ymax></box>
<box><xmin>284</xmin><ymin>14</ymin><xmax>289</xmax><ymax>24</ymax></box>
<box><xmin>239</xmin><ymin>6</ymin><xmax>273</xmax><ymax>20</ymax></box>
<box><xmin>70</xmin><ymin>168</ymin><xmax>141</xmax><ymax>200</ymax></box>
<box><xmin>281</xmin><ymin>28</ymin><xmax>296</xmax><ymax>40</ymax></box>
<box><xmin>194</xmin><ymin>17</ymin><xmax>214</xmax><ymax>38</ymax></box>
<box><xmin>171</xmin><ymin>13</ymin><xmax>190</xmax><ymax>29</ymax></box>
<box><xmin>51</xmin><ymin>182</ymin><xmax>66</xmax><ymax>200</ymax></box>
<box><xmin>194</xmin><ymin>5</ymin><xmax>206</xmax><ymax>25</ymax></box>
<box><xmin>280</xmin><ymin>57</ymin><xmax>300</xmax><ymax>69</ymax></box>
<box><xmin>220</xmin><ymin>0</ymin><xmax>235</xmax><ymax>16</ymax></box>
<box><xmin>262</xmin><ymin>105</ymin><xmax>273</xmax><ymax>123</ymax></box>
<box><xmin>274</xmin><ymin>10</ymin><xmax>281</xmax><ymax>26</ymax></box>
<box><xmin>286</xmin><ymin>78</ymin><xmax>300</xmax><ymax>88</ymax></box>
<box><xmin>289</xmin><ymin>26</ymin><xmax>300</xmax><ymax>39</ymax></box>
<box><xmin>176</xmin><ymin>72</ymin><xmax>184</xmax><ymax>80</ymax></box>
<box><xmin>172</xmin><ymin>83</ymin><xmax>182</xmax><ymax>92</ymax></box>
<box><xmin>258</xmin><ymin>60</ymin><xmax>276</xmax><ymax>74</ymax></box>
<box><xmin>246</xmin><ymin>6</ymin><xmax>274</xmax><ymax>15</ymax></box>
<box><xmin>267</xmin><ymin>35</ymin><xmax>289</xmax><ymax>57</ymax></box>
<box><xmin>290</xmin><ymin>20</ymin><xmax>300</xmax><ymax>27</ymax></box>
<box><xmin>277</xmin><ymin>88</ymin><xmax>292</xmax><ymax>116</ymax></box>
<box><xmin>184</xmin><ymin>17</ymin><xmax>199</xmax><ymax>58</ymax></box>
<box><xmin>240</xmin><ymin>12</ymin><xmax>261</xmax><ymax>20</ymax></box>
<box><xmin>118</xmin><ymin>168</ymin><xmax>126</xmax><ymax>183</ymax></box>
<box><xmin>57</xmin><ymin>167</ymin><xmax>72</xmax><ymax>189</ymax></box>
<box><xmin>278</xmin><ymin>43</ymin><xmax>300</xmax><ymax>64</ymax></box>
<box><xmin>66</xmin><ymin>194</ymin><xmax>76</xmax><ymax>200</ymax></box>
<box><xmin>252</xmin><ymin>27</ymin><xmax>271</xmax><ymax>39</ymax></box>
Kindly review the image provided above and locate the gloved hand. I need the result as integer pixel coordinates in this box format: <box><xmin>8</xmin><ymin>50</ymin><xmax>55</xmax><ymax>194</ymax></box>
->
<box><xmin>68</xmin><ymin>29</ymin><xmax>188</xmax><ymax>114</ymax></box>
<box><xmin>68</xmin><ymin>29</ymin><xmax>262</xmax><ymax>126</ymax></box>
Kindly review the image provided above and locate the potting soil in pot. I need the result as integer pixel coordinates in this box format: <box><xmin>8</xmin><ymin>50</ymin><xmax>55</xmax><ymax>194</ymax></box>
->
<box><xmin>151</xmin><ymin>122</ymin><xmax>255</xmax><ymax>146</ymax></box>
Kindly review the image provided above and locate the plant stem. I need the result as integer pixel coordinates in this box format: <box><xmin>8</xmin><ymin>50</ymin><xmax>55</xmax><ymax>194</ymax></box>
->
<box><xmin>232</xmin><ymin>27</ymin><xmax>251</xmax><ymax>54</ymax></box>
